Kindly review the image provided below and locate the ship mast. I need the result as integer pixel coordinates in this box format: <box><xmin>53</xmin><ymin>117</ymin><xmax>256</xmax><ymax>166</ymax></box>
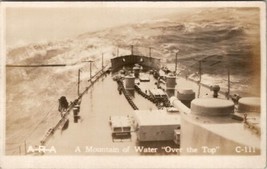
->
<box><xmin>131</xmin><ymin>45</ymin><xmax>134</xmax><ymax>55</ymax></box>
<box><xmin>102</xmin><ymin>53</ymin><xmax>104</xmax><ymax>70</ymax></box>
<box><xmin>175</xmin><ymin>52</ymin><xmax>178</xmax><ymax>74</ymax></box>
<box><xmin>90</xmin><ymin>61</ymin><xmax>93</xmax><ymax>80</ymax></box>
<box><xmin>197</xmin><ymin>60</ymin><xmax>202</xmax><ymax>98</ymax></box>
<box><xmin>78</xmin><ymin>69</ymin><xmax>81</xmax><ymax>96</ymax></box>
<box><xmin>227</xmin><ymin>65</ymin><xmax>230</xmax><ymax>100</ymax></box>
<box><xmin>117</xmin><ymin>47</ymin><xmax>119</xmax><ymax>57</ymax></box>
<box><xmin>81</xmin><ymin>60</ymin><xmax>94</xmax><ymax>81</ymax></box>
<box><xmin>225</xmin><ymin>50</ymin><xmax>231</xmax><ymax>100</ymax></box>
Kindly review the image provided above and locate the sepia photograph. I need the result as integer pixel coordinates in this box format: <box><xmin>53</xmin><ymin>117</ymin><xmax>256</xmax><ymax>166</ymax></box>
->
<box><xmin>0</xmin><ymin>1</ymin><xmax>266</xmax><ymax>168</ymax></box>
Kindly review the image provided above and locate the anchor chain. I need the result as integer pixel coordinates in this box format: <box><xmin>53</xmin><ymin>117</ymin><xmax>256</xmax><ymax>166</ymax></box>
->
<box><xmin>116</xmin><ymin>80</ymin><xmax>139</xmax><ymax>110</ymax></box>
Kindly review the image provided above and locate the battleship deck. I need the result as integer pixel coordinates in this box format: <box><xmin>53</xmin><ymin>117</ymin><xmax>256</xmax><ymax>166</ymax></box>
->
<box><xmin>43</xmin><ymin>68</ymin><xmax>260</xmax><ymax>155</ymax></box>
<box><xmin>45</xmin><ymin>74</ymin><xmax>180</xmax><ymax>155</ymax></box>
<box><xmin>43</xmin><ymin>71</ymin><xmax>216</xmax><ymax>155</ymax></box>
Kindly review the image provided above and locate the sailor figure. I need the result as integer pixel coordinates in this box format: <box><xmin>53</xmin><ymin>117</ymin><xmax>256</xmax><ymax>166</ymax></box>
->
<box><xmin>58</xmin><ymin>96</ymin><xmax>69</xmax><ymax>117</ymax></box>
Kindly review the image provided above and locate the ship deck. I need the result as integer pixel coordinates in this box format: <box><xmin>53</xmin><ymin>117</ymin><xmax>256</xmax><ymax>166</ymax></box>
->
<box><xmin>44</xmin><ymin>70</ymin><xmax>258</xmax><ymax>155</ymax></box>
<box><xmin>45</xmin><ymin>73</ymin><xmax>182</xmax><ymax>155</ymax></box>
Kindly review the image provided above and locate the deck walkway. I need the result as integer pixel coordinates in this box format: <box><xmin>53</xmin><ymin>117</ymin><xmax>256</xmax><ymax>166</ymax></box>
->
<box><xmin>44</xmin><ymin>73</ymin><xmax>233</xmax><ymax>155</ymax></box>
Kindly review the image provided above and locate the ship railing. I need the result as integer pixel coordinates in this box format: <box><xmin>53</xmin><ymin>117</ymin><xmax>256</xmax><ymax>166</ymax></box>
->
<box><xmin>39</xmin><ymin>64</ymin><xmax>110</xmax><ymax>146</ymax></box>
